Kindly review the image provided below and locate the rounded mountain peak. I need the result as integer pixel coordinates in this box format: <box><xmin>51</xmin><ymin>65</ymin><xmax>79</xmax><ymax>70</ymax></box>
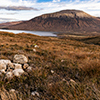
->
<box><xmin>41</xmin><ymin>9</ymin><xmax>93</xmax><ymax>19</ymax></box>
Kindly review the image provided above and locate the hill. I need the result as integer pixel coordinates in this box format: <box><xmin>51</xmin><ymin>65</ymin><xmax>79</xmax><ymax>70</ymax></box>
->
<box><xmin>0</xmin><ymin>21</ymin><xmax>22</xmax><ymax>28</ymax></box>
<box><xmin>3</xmin><ymin>10</ymin><xmax>100</xmax><ymax>32</ymax></box>
<box><xmin>0</xmin><ymin>31</ymin><xmax>100</xmax><ymax>99</ymax></box>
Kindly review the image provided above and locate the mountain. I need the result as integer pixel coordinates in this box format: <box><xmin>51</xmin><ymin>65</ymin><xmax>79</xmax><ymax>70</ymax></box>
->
<box><xmin>0</xmin><ymin>21</ymin><xmax>22</xmax><ymax>28</ymax></box>
<box><xmin>2</xmin><ymin>10</ymin><xmax>100</xmax><ymax>32</ymax></box>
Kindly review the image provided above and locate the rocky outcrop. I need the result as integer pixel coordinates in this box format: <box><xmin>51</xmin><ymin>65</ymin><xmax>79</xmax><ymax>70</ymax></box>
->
<box><xmin>0</xmin><ymin>54</ymin><xmax>32</xmax><ymax>78</ymax></box>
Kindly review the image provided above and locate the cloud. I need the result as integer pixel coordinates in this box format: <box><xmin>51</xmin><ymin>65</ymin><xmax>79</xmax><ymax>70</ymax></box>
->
<box><xmin>0</xmin><ymin>0</ymin><xmax>37</xmax><ymax>6</ymax></box>
<box><xmin>0</xmin><ymin>0</ymin><xmax>100</xmax><ymax>23</ymax></box>
<box><xmin>0</xmin><ymin>6</ymin><xmax>38</xmax><ymax>11</ymax></box>
<box><xmin>53</xmin><ymin>0</ymin><xmax>60</xmax><ymax>2</ymax></box>
<box><xmin>34</xmin><ymin>0</ymin><xmax>100</xmax><ymax>17</ymax></box>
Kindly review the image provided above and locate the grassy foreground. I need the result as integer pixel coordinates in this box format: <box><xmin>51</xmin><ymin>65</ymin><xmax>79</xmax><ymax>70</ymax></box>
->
<box><xmin>0</xmin><ymin>31</ymin><xmax>100</xmax><ymax>100</ymax></box>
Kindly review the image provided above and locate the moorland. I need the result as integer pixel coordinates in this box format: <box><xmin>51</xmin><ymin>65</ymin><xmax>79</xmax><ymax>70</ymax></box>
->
<box><xmin>0</xmin><ymin>31</ymin><xmax>100</xmax><ymax>99</ymax></box>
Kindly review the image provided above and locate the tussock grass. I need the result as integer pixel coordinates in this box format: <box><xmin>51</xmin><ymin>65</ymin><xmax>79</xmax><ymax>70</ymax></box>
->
<box><xmin>0</xmin><ymin>31</ymin><xmax>100</xmax><ymax>99</ymax></box>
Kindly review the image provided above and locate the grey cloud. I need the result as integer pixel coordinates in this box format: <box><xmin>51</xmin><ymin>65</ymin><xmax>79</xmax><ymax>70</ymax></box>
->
<box><xmin>0</xmin><ymin>13</ymin><xmax>17</xmax><ymax>15</ymax></box>
<box><xmin>0</xmin><ymin>6</ymin><xmax>39</xmax><ymax>11</ymax></box>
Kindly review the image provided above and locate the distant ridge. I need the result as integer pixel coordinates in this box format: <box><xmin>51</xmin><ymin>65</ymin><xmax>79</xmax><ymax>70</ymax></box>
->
<box><xmin>0</xmin><ymin>21</ymin><xmax>22</xmax><ymax>28</ymax></box>
<box><xmin>1</xmin><ymin>10</ymin><xmax>100</xmax><ymax>32</ymax></box>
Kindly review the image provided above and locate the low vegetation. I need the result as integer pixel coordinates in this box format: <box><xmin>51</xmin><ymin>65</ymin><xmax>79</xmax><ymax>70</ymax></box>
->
<box><xmin>0</xmin><ymin>31</ymin><xmax>100</xmax><ymax>100</ymax></box>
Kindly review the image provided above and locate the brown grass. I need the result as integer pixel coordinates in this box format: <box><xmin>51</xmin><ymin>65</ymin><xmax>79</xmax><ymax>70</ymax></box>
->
<box><xmin>0</xmin><ymin>31</ymin><xmax>100</xmax><ymax>99</ymax></box>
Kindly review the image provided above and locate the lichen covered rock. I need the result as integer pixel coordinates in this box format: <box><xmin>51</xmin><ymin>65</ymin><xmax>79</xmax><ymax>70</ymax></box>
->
<box><xmin>0</xmin><ymin>60</ymin><xmax>12</xmax><ymax>71</ymax></box>
<box><xmin>13</xmin><ymin>54</ymin><xmax>28</xmax><ymax>64</ymax></box>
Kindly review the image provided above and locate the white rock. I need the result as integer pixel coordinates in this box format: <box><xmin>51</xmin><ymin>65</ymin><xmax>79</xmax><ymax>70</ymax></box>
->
<box><xmin>9</xmin><ymin>89</ymin><xmax>16</xmax><ymax>92</ymax></box>
<box><xmin>6</xmin><ymin>72</ymin><xmax>13</xmax><ymax>78</ymax></box>
<box><xmin>51</xmin><ymin>70</ymin><xmax>54</xmax><ymax>74</ymax></box>
<box><xmin>35</xmin><ymin>91</ymin><xmax>40</xmax><ymax>97</ymax></box>
<box><xmin>0</xmin><ymin>60</ymin><xmax>11</xmax><ymax>65</ymax></box>
<box><xmin>61</xmin><ymin>60</ymin><xmax>64</xmax><ymax>62</ymax></box>
<box><xmin>62</xmin><ymin>78</ymin><xmax>66</xmax><ymax>81</ymax></box>
<box><xmin>70</xmin><ymin>79</ymin><xmax>77</xmax><ymax>85</ymax></box>
<box><xmin>0</xmin><ymin>60</ymin><xmax>12</xmax><ymax>70</ymax></box>
<box><xmin>33</xmin><ymin>49</ymin><xmax>36</xmax><ymax>52</ymax></box>
<box><xmin>13</xmin><ymin>69</ymin><xmax>24</xmax><ymax>77</ymax></box>
<box><xmin>13</xmin><ymin>54</ymin><xmax>28</xmax><ymax>64</ymax></box>
<box><xmin>27</xmin><ymin>66</ymin><xmax>32</xmax><ymax>72</ymax></box>
<box><xmin>0</xmin><ymin>69</ymin><xmax>6</xmax><ymax>73</ymax></box>
<box><xmin>23</xmin><ymin>64</ymin><xmax>29</xmax><ymax>70</ymax></box>
<box><xmin>31</xmin><ymin>92</ymin><xmax>35</xmax><ymax>96</ymax></box>
<box><xmin>13</xmin><ymin>63</ymin><xmax>22</xmax><ymax>69</ymax></box>
<box><xmin>7</xmin><ymin>63</ymin><xmax>14</xmax><ymax>69</ymax></box>
<box><xmin>0</xmin><ymin>62</ymin><xmax>6</xmax><ymax>70</ymax></box>
<box><xmin>34</xmin><ymin>45</ymin><xmax>39</xmax><ymax>48</ymax></box>
<box><xmin>31</xmin><ymin>91</ymin><xmax>39</xmax><ymax>97</ymax></box>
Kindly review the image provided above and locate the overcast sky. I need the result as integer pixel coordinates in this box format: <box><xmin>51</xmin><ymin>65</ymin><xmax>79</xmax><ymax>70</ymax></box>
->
<box><xmin>0</xmin><ymin>0</ymin><xmax>100</xmax><ymax>23</ymax></box>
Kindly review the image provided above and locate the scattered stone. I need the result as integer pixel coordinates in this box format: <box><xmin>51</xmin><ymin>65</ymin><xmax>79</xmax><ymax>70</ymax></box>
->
<box><xmin>27</xmin><ymin>66</ymin><xmax>32</xmax><ymax>72</ymax></box>
<box><xmin>69</xmin><ymin>79</ymin><xmax>77</xmax><ymax>86</ymax></box>
<box><xmin>61</xmin><ymin>60</ymin><xmax>64</xmax><ymax>62</ymax></box>
<box><xmin>0</xmin><ymin>69</ymin><xmax>6</xmax><ymax>74</ymax></box>
<box><xmin>34</xmin><ymin>45</ymin><xmax>39</xmax><ymax>48</ymax></box>
<box><xmin>6</xmin><ymin>72</ymin><xmax>13</xmax><ymax>78</ymax></box>
<box><xmin>13</xmin><ymin>63</ymin><xmax>22</xmax><ymax>69</ymax></box>
<box><xmin>0</xmin><ymin>63</ymin><xmax>6</xmax><ymax>71</ymax></box>
<box><xmin>35</xmin><ymin>91</ymin><xmax>40</xmax><ymax>97</ymax></box>
<box><xmin>13</xmin><ymin>54</ymin><xmax>28</xmax><ymax>64</ymax></box>
<box><xmin>33</xmin><ymin>49</ymin><xmax>36</xmax><ymax>52</ymax></box>
<box><xmin>7</xmin><ymin>63</ymin><xmax>14</xmax><ymax>69</ymax></box>
<box><xmin>62</xmin><ymin>78</ymin><xmax>66</xmax><ymax>81</ymax></box>
<box><xmin>6</xmin><ymin>68</ymin><xmax>13</xmax><ymax>72</ymax></box>
<box><xmin>13</xmin><ymin>69</ymin><xmax>24</xmax><ymax>77</ymax></box>
<box><xmin>31</xmin><ymin>91</ymin><xmax>39</xmax><ymax>97</ymax></box>
<box><xmin>31</xmin><ymin>92</ymin><xmax>35</xmax><ymax>96</ymax></box>
<box><xmin>9</xmin><ymin>89</ymin><xmax>16</xmax><ymax>93</ymax></box>
<box><xmin>0</xmin><ymin>54</ymin><xmax>32</xmax><ymax>78</ymax></box>
<box><xmin>51</xmin><ymin>70</ymin><xmax>54</xmax><ymax>74</ymax></box>
<box><xmin>0</xmin><ymin>60</ymin><xmax>11</xmax><ymax>65</ymax></box>
<box><xmin>0</xmin><ymin>60</ymin><xmax>11</xmax><ymax>70</ymax></box>
<box><xmin>23</xmin><ymin>64</ymin><xmax>29</xmax><ymax>70</ymax></box>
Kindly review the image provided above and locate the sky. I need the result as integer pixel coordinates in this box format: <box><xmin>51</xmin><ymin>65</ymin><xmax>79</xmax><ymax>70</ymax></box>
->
<box><xmin>0</xmin><ymin>0</ymin><xmax>100</xmax><ymax>23</ymax></box>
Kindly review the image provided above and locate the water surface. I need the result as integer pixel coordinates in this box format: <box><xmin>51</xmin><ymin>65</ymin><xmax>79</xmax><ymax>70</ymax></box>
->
<box><xmin>0</xmin><ymin>29</ymin><xmax>57</xmax><ymax>37</ymax></box>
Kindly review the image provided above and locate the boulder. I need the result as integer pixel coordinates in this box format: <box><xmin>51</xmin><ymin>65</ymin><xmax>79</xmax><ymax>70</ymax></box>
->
<box><xmin>26</xmin><ymin>66</ymin><xmax>32</xmax><ymax>72</ymax></box>
<box><xmin>12</xmin><ymin>69</ymin><xmax>24</xmax><ymax>77</ymax></box>
<box><xmin>7</xmin><ymin>63</ymin><xmax>14</xmax><ymax>69</ymax></box>
<box><xmin>0</xmin><ymin>60</ymin><xmax>11</xmax><ymax>65</ymax></box>
<box><xmin>0</xmin><ymin>60</ymin><xmax>12</xmax><ymax>70</ymax></box>
<box><xmin>13</xmin><ymin>63</ymin><xmax>22</xmax><ymax>69</ymax></box>
<box><xmin>0</xmin><ymin>69</ymin><xmax>6</xmax><ymax>73</ymax></box>
<box><xmin>13</xmin><ymin>54</ymin><xmax>28</xmax><ymax>64</ymax></box>
<box><xmin>6</xmin><ymin>72</ymin><xmax>13</xmax><ymax>78</ymax></box>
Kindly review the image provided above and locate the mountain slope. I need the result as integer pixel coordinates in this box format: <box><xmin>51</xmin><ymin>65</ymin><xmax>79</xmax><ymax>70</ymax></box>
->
<box><xmin>3</xmin><ymin>10</ymin><xmax>100</xmax><ymax>32</ymax></box>
<box><xmin>0</xmin><ymin>21</ymin><xmax>22</xmax><ymax>28</ymax></box>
